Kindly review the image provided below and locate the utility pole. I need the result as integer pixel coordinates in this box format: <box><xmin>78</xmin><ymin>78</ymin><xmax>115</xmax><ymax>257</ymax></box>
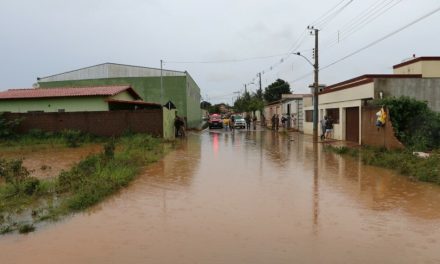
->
<box><xmin>160</xmin><ymin>59</ymin><xmax>163</xmax><ymax>105</ymax></box>
<box><xmin>308</xmin><ymin>26</ymin><xmax>319</xmax><ymax>142</ymax></box>
<box><xmin>258</xmin><ymin>72</ymin><xmax>262</xmax><ymax>98</ymax></box>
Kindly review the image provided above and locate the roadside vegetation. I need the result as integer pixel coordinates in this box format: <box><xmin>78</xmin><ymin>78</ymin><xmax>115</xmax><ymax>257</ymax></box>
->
<box><xmin>0</xmin><ymin>133</ymin><xmax>166</xmax><ymax>235</ymax></box>
<box><xmin>325</xmin><ymin>146</ymin><xmax>440</xmax><ymax>184</ymax></box>
<box><xmin>326</xmin><ymin>96</ymin><xmax>440</xmax><ymax>185</ymax></box>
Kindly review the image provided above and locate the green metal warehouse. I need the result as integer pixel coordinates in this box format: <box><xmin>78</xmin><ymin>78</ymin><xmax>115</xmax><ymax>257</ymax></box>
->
<box><xmin>37</xmin><ymin>63</ymin><xmax>202</xmax><ymax>128</ymax></box>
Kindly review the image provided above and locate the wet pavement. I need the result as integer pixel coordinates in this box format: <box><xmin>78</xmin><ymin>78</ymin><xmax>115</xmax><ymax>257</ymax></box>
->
<box><xmin>1</xmin><ymin>129</ymin><xmax>440</xmax><ymax>263</ymax></box>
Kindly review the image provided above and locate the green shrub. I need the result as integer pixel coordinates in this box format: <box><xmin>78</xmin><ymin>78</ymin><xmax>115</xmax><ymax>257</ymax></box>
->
<box><xmin>0</xmin><ymin>113</ymin><xmax>22</xmax><ymax>139</ymax></box>
<box><xmin>62</xmin><ymin>129</ymin><xmax>84</xmax><ymax>148</ymax></box>
<box><xmin>0</xmin><ymin>159</ymin><xmax>30</xmax><ymax>188</ymax></box>
<box><xmin>103</xmin><ymin>139</ymin><xmax>116</xmax><ymax>160</ymax></box>
<box><xmin>22</xmin><ymin>177</ymin><xmax>40</xmax><ymax>196</ymax></box>
<box><xmin>18</xmin><ymin>224</ymin><xmax>35</xmax><ymax>234</ymax></box>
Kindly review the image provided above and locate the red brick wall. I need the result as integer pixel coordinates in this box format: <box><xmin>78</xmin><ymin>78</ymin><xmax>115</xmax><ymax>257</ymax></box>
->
<box><xmin>5</xmin><ymin>110</ymin><xmax>163</xmax><ymax>137</ymax></box>
<box><xmin>361</xmin><ymin>107</ymin><xmax>404</xmax><ymax>150</ymax></box>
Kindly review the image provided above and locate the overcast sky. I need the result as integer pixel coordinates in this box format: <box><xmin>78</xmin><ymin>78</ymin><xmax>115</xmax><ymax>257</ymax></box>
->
<box><xmin>1</xmin><ymin>0</ymin><xmax>440</xmax><ymax>104</ymax></box>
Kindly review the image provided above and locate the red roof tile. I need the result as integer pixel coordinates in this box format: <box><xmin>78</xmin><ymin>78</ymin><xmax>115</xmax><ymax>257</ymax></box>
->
<box><xmin>0</xmin><ymin>86</ymin><xmax>142</xmax><ymax>100</ymax></box>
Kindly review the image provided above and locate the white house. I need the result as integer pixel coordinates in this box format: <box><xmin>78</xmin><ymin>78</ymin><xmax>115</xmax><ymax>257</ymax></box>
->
<box><xmin>303</xmin><ymin>56</ymin><xmax>440</xmax><ymax>144</ymax></box>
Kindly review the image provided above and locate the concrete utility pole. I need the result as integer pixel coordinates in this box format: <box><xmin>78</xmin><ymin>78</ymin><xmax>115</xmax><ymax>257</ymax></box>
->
<box><xmin>258</xmin><ymin>72</ymin><xmax>262</xmax><ymax>97</ymax></box>
<box><xmin>309</xmin><ymin>26</ymin><xmax>319</xmax><ymax>141</ymax></box>
<box><xmin>160</xmin><ymin>60</ymin><xmax>163</xmax><ymax>105</ymax></box>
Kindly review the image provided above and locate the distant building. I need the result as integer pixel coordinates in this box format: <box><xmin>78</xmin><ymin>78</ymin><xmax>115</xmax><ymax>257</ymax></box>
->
<box><xmin>280</xmin><ymin>94</ymin><xmax>311</xmax><ymax>132</ymax></box>
<box><xmin>264</xmin><ymin>100</ymin><xmax>281</xmax><ymax>128</ymax></box>
<box><xmin>37</xmin><ymin>63</ymin><xmax>202</xmax><ymax>128</ymax></box>
<box><xmin>264</xmin><ymin>94</ymin><xmax>311</xmax><ymax>131</ymax></box>
<box><xmin>303</xmin><ymin>56</ymin><xmax>440</xmax><ymax>147</ymax></box>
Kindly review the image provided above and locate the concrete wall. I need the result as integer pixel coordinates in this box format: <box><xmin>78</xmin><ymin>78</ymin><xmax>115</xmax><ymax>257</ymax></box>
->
<box><xmin>393</xmin><ymin>61</ymin><xmax>423</xmax><ymax>75</ymax></box>
<box><xmin>0</xmin><ymin>96</ymin><xmax>109</xmax><ymax>113</ymax></box>
<box><xmin>320</xmin><ymin>82</ymin><xmax>375</xmax><ymax>105</ymax></box>
<box><xmin>163</xmin><ymin>108</ymin><xmax>176</xmax><ymax>140</ymax></box>
<box><xmin>361</xmin><ymin>106</ymin><xmax>404</xmax><ymax>150</ymax></box>
<box><xmin>4</xmin><ymin>110</ymin><xmax>164</xmax><ymax>137</ymax></box>
<box><xmin>393</xmin><ymin>60</ymin><xmax>440</xmax><ymax>77</ymax></box>
<box><xmin>0</xmin><ymin>91</ymin><xmax>138</xmax><ymax>113</ymax></box>
<box><xmin>303</xmin><ymin>82</ymin><xmax>374</xmax><ymax>140</ymax></box>
<box><xmin>39</xmin><ymin>76</ymin><xmax>202</xmax><ymax>128</ymax></box>
<box><xmin>38</xmin><ymin>63</ymin><xmax>185</xmax><ymax>82</ymax></box>
<box><xmin>376</xmin><ymin>78</ymin><xmax>440</xmax><ymax>112</ymax></box>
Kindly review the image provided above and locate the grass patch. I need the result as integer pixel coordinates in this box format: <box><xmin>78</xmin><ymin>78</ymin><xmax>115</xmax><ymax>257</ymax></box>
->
<box><xmin>325</xmin><ymin>145</ymin><xmax>440</xmax><ymax>184</ymax></box>
<box><xmin>0</xmin><ymin>133</ymin><xmax>166</xmax><ymax>234</ymax></box>
<box><xmin>0</xmin><ymin>129</ymin><xmax>104</xmax><ymax>150</ymax></box>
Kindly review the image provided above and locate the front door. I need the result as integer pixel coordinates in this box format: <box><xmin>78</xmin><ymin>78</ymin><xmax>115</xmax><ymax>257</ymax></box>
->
<box><xmin>345</xmin><ymin>107</ymin><xmax>359</xmax><ymax>143</ymax></box>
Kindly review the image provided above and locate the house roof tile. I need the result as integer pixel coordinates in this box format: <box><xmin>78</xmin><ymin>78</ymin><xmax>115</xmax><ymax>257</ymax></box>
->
<box><xmin>0</xmin><ymin>85</ymin><xmax>142</xmax><ymax>100</ymax></box>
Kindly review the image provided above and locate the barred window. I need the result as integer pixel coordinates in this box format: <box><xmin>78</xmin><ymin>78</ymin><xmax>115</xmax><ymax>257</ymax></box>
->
<box><xmin>326</xmin><ymin>108</ymin><xmax>340</xmax><ymax>124</ymax></box>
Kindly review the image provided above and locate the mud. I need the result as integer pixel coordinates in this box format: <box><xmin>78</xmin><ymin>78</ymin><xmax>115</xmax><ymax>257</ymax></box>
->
<box><xmin>0</xmin><ymin>144</ymin><xmax>102</xmax><ymax>179</ymax></box>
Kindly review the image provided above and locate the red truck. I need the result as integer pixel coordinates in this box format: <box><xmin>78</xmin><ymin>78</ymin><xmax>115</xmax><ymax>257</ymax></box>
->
<box><xmin>208</xmin><ymin>114</ymin><xmax>223</xmax><ymax>129</ymax></box>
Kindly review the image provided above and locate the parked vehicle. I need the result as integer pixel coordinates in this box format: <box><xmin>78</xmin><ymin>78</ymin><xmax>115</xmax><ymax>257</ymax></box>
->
<box><xmin>209</xmin><ymin>114</ymin><xmax>223</xmax><ymax>129</ymax></box>
<box><xmin>231</xmin><ymin>115</ymin><xmax>246</xmax><ymax>129</ymax></box>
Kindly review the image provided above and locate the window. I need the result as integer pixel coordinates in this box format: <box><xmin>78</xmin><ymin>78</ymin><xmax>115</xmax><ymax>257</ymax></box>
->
<box><xmin>305</xmin><ymin>110</ymin><xmax>313</xmax><ymax>122</ymax></box>
<box><xmin>326</xmin><ymin>108</ymin><xmax>339</xmax><ymax>124</ymax></box>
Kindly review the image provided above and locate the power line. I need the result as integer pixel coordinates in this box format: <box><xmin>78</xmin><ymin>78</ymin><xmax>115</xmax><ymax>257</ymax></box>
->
<box><xmin>337</xmin><ymin>0</ymin><xmax>402</xmax><ymax>46</ymax></box>
<box><xmin>289</xmin><ymin>5</ymin><xmax>440</xmax><ymax>85</ymax></box>
<box><xmin>322</xmin><ymin>0</ymin><xmax>402</xmax><ymax>48</ymax></box>
<box><xmin>321</xmin><ymin>5</ymin><xmax>440</xmax><ymax>71</ymax></box>
<box><xmin>164</xmin><ymin>52</ymin><xmax>289</xmax><ymax>64</ymax></box>
<box><xmin>310</xmin><ymin>0</ymin><xmax>347</xmax><ymax>26</ymax></box>
<box><xmin>316</xmin><ymin>0</ymin><xmax>354</xmax><ymax>29</ymax></box>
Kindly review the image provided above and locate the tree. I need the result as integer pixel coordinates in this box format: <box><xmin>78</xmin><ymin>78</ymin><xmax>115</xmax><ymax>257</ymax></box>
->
<box><xmin>263</xmin><ymin>79</ymin><xmax>291</xmax><ymax>103</ymax></box>
<box><xmin>200</xmin><ymin>101</ymin><xmax>212</xmax><ymax>110</ymax></box>
<box><xmin>233</xmin><ymin>90</ymin><xmax>252</xmax><ymax>113</ymax></box>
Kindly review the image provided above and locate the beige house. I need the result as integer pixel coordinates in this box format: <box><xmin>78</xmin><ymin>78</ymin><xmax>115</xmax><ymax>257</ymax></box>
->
<box><xmin>303</xmin><ymin>56</ymin><xmax>440</xmax><ymax>145</ymax></box>
<box><xmin>280</xmin><ymin>94</ymin><xmax>311</xmax><ymax>131</ymax></box>
<box><xmin>264</xmin><ymin>100</ymin><xmax>281</xmax><ymax>128</ymax></box>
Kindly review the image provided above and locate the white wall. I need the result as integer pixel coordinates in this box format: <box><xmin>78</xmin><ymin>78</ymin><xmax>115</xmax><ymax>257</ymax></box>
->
<box><xmin>303</xmin><ymin>82</ymin><xmax>374</xmax><ymax>142</ymax></box>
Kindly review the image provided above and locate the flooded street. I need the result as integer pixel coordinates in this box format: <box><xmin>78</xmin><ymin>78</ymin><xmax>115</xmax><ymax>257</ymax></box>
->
<box><xmin>1</xmin><ymin>130</ymin><xmax>440</xmax><ymax>263</ymax></box>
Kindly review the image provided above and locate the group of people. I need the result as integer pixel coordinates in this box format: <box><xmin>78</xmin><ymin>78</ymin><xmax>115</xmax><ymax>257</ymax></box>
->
<box><xmin>223</xmin><ymin>115</ymin><xmax>235</xmax><ymax>132</ymax></box>
<box><xmin>320</xmin><ymin>116</ymin><xmax>334</xmax><ymax>140</ymax></box>
<box><xmin>244</xmin><ymin>115</ymin><xmax>258</xmax><ymax>130</ymax></box>
<box><xmin>270</xmin><ymin>114</ymin><xmax>298</xmax><ymax>131</ymax></box>
<box><xmin>271</xmin><ymin>114</ymin><xmax>280</xmax><ymax>131</ymax></box>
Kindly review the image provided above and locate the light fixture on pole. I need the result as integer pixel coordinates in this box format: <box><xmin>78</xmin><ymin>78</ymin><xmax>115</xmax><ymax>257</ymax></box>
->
<box><xmin>292</xmin><ymin>28</ymin><xmax>319</xmax><ymax>141</ymax></box>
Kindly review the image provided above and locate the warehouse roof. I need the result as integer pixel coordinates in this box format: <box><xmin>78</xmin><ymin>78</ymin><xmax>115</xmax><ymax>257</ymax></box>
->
<box><xmin>0</xmin><ymin>85</ymin><xmax>142</xmax><ymax>100</ymax></box>
<box><xmin>37</xmin><ymin>62</ymin><xmax>186</xmax><ymax>82</ymax></box>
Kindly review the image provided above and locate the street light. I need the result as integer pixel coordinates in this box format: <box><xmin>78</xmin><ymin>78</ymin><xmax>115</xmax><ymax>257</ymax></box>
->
<box><xmin>292</xmin><ymin>51</ymin><xmax>319</xmax><ymax>141</ymax></box>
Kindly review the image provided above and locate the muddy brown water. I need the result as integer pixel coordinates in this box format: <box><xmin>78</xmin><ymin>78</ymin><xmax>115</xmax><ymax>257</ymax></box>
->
<box><xmin>0</xmin><ymin>144</ymin><xmax>103</xmax><ymax>179</ymax></box>
<box><xmin>1</xmin><ymin>131</ymin><xmax>440</xmax><ymax>263</ymax></box>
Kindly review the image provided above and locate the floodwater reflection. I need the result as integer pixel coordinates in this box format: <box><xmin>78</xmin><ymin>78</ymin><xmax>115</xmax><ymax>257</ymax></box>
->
<box><xmin>1</xmin><ymin>130</ymin><xmax>440</xmax><ymax>264</ymax></box>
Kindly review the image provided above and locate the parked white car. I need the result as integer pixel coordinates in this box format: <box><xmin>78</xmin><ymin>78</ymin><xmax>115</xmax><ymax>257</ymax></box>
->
<box><xmin>231</xmin><ymin>115</ymin><xmax>246</xmax><ymax>129</ymax></box>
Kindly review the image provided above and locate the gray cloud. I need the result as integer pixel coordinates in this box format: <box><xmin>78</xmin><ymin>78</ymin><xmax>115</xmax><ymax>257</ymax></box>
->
<box><xmin>1</xmin><ymin>0</ymin><xmax>440</xmax><ymax>103</ymax></box>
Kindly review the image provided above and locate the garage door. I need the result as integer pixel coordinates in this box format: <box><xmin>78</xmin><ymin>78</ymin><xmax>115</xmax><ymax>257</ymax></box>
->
<box><xmin>345</xmin><ymin>107</ymin><xmax>359</xmax><ymax>143</ymax></box>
